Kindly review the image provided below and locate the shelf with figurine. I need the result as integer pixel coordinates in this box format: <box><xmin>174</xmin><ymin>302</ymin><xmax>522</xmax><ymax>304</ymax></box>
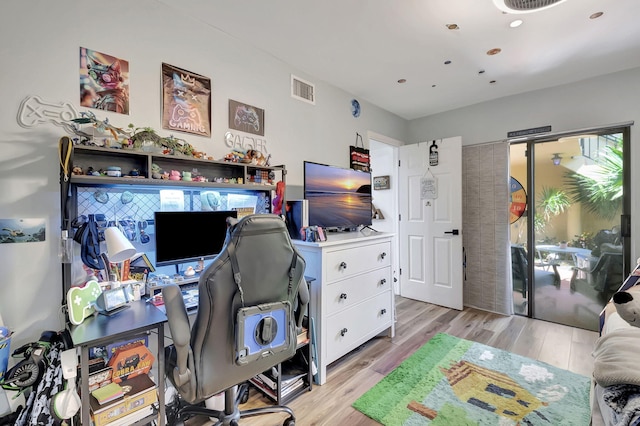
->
<box><xmin>69</xmin><ymin>144</ymin><xmax>284</xmax><ymax>191</ymax></box>
<box><xmin>65</xmin><ymin>112</ymin><xmax>283</xmax><ymax>190</ymax></box>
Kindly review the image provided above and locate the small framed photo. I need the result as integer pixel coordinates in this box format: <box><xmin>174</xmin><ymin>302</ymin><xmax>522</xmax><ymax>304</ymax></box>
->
<box><xmin>229</xmin><ymin>99</ymin><xmax>265</xmax><ymax>136</ymax></box>
<box><xmin>373</xmin><ymin>175</ymin><xmax>390</xmax><ymax>190</ymax></box>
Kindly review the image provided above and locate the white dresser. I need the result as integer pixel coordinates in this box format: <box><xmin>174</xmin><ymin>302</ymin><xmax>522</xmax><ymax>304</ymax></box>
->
<box><xmin>293</xmin><ymin>232</ymin><xmax>395</xmax><ymax>385</ymax></box>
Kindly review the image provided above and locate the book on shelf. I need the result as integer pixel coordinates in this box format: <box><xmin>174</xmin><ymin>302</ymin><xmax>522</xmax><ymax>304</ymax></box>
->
<box><xmin>281</xmin><ymin>378</ymin><xmax>305</xmax><ymax>397</ymax></box>
<box><xmin>91</xmin><ymin>382</ymin><xmax>124</xmax><ymax>405</ymax></box>
<box><xmin>250</xmin><ymin>376</ymin><xmax>277</xmax><ymax>400</ymax></box>
<box><xmin>296</xmin><ymin>326</ymin><xmax>309</xmax><ymax>346</ymax></box>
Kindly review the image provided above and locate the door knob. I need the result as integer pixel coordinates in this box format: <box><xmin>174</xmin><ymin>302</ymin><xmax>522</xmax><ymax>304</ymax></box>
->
<box><xmin>444</xmin><ymin>229</ymin><xmax>459</xmax><ymax>235</ymax></box>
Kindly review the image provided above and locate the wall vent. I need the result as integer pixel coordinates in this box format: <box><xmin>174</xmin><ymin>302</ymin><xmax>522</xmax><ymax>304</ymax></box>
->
<box><xmin>493</xmin><ymin>0</ymin><xmax>568</xmax><ymax>13</ymax></box>
<box><xmin>291</xmin><ymin>75</ymin><xmax>315</xmax><ymax>105</ymax></box>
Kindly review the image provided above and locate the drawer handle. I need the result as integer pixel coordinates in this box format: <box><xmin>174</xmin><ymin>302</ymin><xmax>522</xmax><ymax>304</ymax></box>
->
<box><xmin>339</xmin><ymin>293</ymin><xmax>348</xmax><ymax>300</ymax></box>
<box><xmin>380</xmin><ymin>278</ymin><xmax>387</xmax><ymax>286</ymax></box>
<box><xmin>340</xmin><ymin>328</ymin><xmax>348</xmax><ymax>337</ymax></box>
<box><xmin>380</xmin><ymin>252</ymin><xmax>387</xmax><ymax>260</ymax></box>
<box><xmin>339</xmin><ymin>261</ymin><xmax>348</xmax><ymax>270</ymax></box>
<box><xmin>380</xmin><ymin>309</ymin><xmax>387</xmax><ymax>315</ymax></box>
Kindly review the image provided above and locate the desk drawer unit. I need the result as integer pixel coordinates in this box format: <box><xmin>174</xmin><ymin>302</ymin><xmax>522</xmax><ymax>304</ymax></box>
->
<box><xmin>294</xmin><ymin>233</ymin><xmax>395</xmax><ymax>385</ymax></box>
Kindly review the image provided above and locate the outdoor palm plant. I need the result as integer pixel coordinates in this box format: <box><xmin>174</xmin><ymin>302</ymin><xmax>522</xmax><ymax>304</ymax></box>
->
<box><xmin>536</xmin><ymin>186</ymin><xmax>571</xmax><ymax>221</ymax></box>
<box><xmin>564</xmin><ymin>144</ymin><xmax>623</xmax><ymax>220</ymax></box>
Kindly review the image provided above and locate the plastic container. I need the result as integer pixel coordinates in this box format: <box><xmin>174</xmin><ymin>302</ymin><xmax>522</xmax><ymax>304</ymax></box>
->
<box><xmin>0</xmin><ymin>328</ymin><xmax>12</xmax><ymax>381</ymax></box>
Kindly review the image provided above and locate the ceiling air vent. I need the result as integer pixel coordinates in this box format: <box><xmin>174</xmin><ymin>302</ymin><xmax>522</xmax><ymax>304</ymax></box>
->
<box><xmin>493</xmin><ymin>0</ymin><xmax>568</xmax><ymax>13</ymax></box>
<box><xmin>291</xmin><ymin>75</ymin><xmax>315</xmax><ymax>105</ymax></box>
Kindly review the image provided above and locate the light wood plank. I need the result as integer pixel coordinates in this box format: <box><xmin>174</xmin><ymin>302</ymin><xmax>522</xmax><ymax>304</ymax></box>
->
<box><xmin>186</xmin><ymin>296</ymin><xmax>597</xmax><ymax>426</ymax></box>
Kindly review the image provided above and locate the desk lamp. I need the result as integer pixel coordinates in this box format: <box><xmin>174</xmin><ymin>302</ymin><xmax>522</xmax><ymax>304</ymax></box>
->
<box><xmin>104</xmin><ymin>227</ymin><xmax>136</xmax><ymax>263</ymax></box>
<box><xmin>104</xmin><ymin>227</ymin><xmax>136</xmax><ymax>284</ymax></box>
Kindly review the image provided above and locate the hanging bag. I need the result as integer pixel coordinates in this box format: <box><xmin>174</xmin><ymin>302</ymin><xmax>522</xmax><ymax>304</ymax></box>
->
<box><xmin>349</xmin><ymin>132</ymin><xmax>370</xmax><ymax>172</ymax></box>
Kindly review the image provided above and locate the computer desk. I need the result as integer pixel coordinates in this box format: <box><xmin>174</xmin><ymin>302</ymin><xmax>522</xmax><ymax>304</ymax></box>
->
<box><xmin>68</xmin><ymin>300</ymin><xmax>167</xmax><ymax>426</ymax></box>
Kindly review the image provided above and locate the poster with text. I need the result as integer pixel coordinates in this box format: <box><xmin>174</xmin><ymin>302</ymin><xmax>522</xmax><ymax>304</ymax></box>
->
<box><xmin>79</xmin><ymin>47</ymin><xmax>129</xmax><ymax>115</ymax></box>
<box><xmin>161</xmin><ymin>63</ymin><xmax>211</xmax><ymax>137</ymax></box>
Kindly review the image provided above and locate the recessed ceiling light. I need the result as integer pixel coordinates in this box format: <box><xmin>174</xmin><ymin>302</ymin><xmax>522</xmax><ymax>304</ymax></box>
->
<box><xmin>510</xmin><ymin>19</ymin><xmax>523</xmax><ymax>28</ymax></box>
<box><xmin>432</xmin><ymin>84</ymin><xmax>436</xmax><ymax>88</ymax></box>
<box><xmin>487</xmin><ymin>48</ymin><xmax>502</xmax><ymax>56</ymax></box>
<box><xmin>478</xmin><ymin>70</ymin><xmax>486</xmax><ymax>75</ymax></box>
<box><xmin>397</xmin><ymin>78</ymin><xmax>406</xmax><ymax>84</ymax></box>
<box><xmin>490</xmin><ymin>80</ymin><xmax>497</xmax><ymax>84</ymax></box>
<box><xmin>590</xmin><ymin>11</ymin><xmax>603</xmax><ymax>19</ymax></box>
<box><xmin>446</xmin><ymin>23</ymin><xmax>459</xmax><ymax>30</ymax></box>
<box><xmin>444</xmin><ymin>60</ymin><xmax>452</xmax><ymax>65</ymax></box>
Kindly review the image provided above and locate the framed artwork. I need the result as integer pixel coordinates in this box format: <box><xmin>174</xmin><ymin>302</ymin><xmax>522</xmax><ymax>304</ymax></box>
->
<box><xmin>161</xmin><ymin>63</ymin><xmax>211</xmax><ymax>137</ymax></box>
<box><xmin>228</xmin><ymin>99</ymin><xmax>265</xmax><ymax>136</ymax></box>
<box><xmin>373</xmin><ymin>175</ymin><xmax>390</xmax><ymax>190</ymax></box>
<box><xmin>79</xmin><ymin>47</ymin><xmax>129</xmax><ymax>115</ymax></box>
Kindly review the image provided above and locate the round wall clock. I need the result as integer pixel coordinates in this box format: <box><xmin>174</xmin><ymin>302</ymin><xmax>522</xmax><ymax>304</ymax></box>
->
<box><xmin>509</xmin><ymin>176</ymin><xmax>527</xmax><ymax>224</ymax></box>
<box><xmin>351</xmin><ymin>99</ymin><xmax>361</xmax><ymax>118</ymax></box>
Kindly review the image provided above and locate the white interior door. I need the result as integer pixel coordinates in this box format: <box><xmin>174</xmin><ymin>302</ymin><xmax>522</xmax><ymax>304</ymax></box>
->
<box><xmin>399</xmin><ymin>137</ymin><xmax>463</xmax><ymax>310</ymax></box>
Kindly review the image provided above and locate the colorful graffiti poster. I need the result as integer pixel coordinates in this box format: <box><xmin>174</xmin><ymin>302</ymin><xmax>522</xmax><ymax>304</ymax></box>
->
<box><xmin>79</xmin><ymin>47</ymin><xmax>130</xmax><ymax>115</ymax></box>
<box><xmin>161</xmin><ymin>63</ymin><xmax>211</xmax><ymax>137</ymax></box>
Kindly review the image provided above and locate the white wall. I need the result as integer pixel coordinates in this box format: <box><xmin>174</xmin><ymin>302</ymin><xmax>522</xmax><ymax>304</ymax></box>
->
<box><xmin>408</xmin><ymin>67</ymin><xmax>640</xmax><ymax>270</ymax></box>
<box><xmin>0</xmin><ymin>0</ymin><xmax>408</xmax><ymax>348</ymax></box>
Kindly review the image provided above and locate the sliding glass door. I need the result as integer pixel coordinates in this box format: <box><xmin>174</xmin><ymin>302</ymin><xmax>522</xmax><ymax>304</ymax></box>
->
<box><xmin>510</xmin><ymin>127</ymin><xmax>630</xmax><ymax>331</ymax></box>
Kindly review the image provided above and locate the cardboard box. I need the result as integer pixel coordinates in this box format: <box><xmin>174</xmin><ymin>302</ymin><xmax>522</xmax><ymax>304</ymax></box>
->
<box><xmin>107</xmin><ymin>342</ymin><xmax>154</xmax><ymax>383</ymax></box>
<box><xmin>90</xmin><ymin>374</ymin><xmax>157</xmax><ymax>426</ymax></box>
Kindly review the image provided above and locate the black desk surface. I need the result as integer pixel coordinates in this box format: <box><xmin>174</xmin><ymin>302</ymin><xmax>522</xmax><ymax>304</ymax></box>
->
<box><xmin>69</xmin><ymin>300</ymin><xmax>167</xmax><ymax>347</ymax></box>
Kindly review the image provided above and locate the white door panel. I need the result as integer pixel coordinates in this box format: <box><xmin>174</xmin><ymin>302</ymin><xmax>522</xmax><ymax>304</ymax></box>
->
<box><xmin>399</xmin><ymin>137</ymin><xmax>463</xmax><ymax>310</ymax></box>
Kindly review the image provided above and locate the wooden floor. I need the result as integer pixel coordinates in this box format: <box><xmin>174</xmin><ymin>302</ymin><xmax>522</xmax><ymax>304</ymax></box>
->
<box><xmin>195</xmin><ymin>295</ymin><xmax>598</xmax><ymax>426</ymax></box>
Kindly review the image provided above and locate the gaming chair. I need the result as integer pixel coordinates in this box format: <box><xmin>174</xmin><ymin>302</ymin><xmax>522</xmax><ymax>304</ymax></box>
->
<box><xmin>162</xmin><ymin>214</ymin><xmax>309</xmax><ymax>426</ymax></box>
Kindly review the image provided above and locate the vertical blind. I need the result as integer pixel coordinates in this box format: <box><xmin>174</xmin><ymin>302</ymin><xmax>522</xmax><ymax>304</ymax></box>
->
<box><xmin>462</xmin><ymin>141</ymin><xmax>512</xmax><ymax>315</ymax></box>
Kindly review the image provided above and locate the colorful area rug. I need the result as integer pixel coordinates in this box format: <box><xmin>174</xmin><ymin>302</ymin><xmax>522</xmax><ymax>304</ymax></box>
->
<box><xmin>352</xmin><ymin>333</ymin><xmax>591</xmax><ymax>425</ymax></box>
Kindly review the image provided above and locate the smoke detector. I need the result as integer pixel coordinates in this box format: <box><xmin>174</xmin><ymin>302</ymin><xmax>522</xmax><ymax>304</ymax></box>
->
<box><xmin>493</xmin><ymin>0</ymin><xmax>569</xmax><ymax>14</ymax></box>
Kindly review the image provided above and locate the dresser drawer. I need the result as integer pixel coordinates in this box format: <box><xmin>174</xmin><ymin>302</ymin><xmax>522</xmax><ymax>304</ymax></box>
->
<box><xmin>324</xmin><ymin>267</ymin><xmax>391</xmax><ymax>316</ymax></box>
<box><xmin>325</xmin><ymin>241</ymin><xmax>390</xmax><ymax>282</ymax></box>
<box><xmin>325</xmin><ymin>292</ymin><xmax>393</xmax><ymax>364</ymax></box>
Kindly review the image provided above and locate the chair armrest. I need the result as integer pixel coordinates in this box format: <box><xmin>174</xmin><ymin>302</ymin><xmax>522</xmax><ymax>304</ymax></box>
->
<box><xmin>162</xmin><ymin>284</ymin><xmax>193</xmax><ymax>387</ymax></box>
<box><xmin>294</xmin><ymin>277</ymin><xmax>310</xmax><ymax>331</ymax></box>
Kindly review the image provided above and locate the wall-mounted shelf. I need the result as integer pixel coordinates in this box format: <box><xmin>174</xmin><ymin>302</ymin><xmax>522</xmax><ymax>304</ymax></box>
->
<box><xmin>70</xmin><ymin>145</ymin><xmax>284</xmax><ymax>190</ymax></box>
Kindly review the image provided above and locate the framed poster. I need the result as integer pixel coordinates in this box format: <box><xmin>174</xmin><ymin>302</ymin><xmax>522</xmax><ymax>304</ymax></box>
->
<box><xmin>228</xmin><ymin>99</ymin><xmax>264</xmax><ymax>136</ymax></box>
<box><xmin>161</xmin><ymin>63</ymin><xmax>211</xmax><ymax>137</ymax></box>
<box><xmin>79</xmin><ymin>47</ymin><xmax>129</xmax><ymax>115</ymax></box>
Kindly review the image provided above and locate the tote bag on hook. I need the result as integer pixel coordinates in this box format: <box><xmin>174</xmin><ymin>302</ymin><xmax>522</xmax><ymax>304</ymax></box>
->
<box><xmin>350</xmin><ymin>133</ymin><xmax>370</xmax><ymax>172</ymax></box>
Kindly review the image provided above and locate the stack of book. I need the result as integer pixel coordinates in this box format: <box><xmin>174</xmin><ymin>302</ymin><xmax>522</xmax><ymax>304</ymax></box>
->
<box><xmin>249</xmin><ymin>348</ymin><xmax>310</xmax><ymax>402</ymax></box>
<box><xmin>90</xmin><ymin>373</ymin><xmax>157</xmax><ymax>426</ymax></box>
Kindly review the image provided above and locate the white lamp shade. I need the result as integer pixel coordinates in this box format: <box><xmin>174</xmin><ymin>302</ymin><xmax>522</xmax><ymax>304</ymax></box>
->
<box><xmin>104</xmin><ymin>227</ymin><xmax>136</xmax><ymax>263</ymax></box>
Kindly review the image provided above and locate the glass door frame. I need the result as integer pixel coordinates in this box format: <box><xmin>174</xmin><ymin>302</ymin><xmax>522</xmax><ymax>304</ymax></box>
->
<box><xmin>510</xmin><ymin>124</ymin><xmax>631</xmax><ymax>318</ymax></box>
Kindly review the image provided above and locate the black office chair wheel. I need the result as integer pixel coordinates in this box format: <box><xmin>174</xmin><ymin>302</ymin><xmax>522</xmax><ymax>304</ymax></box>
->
<box><xmin>283</xmin><ymin>416</ymin><xmax>295</xmax><ymax>426</ymax></box>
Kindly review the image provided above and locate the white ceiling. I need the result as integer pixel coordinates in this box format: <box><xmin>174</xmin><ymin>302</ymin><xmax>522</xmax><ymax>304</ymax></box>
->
<box><xmin>158</xmin><ymin>0</ymin><xmax>640</xmax><ymax>120</ymax></box>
